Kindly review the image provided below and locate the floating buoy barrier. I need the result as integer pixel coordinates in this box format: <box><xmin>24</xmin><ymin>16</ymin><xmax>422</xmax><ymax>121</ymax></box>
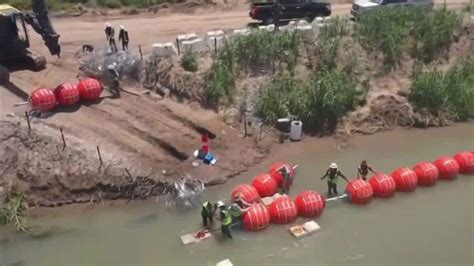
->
<box><xmin>251</xmin><ymin>173</ymin><xmax>278</xmax><ymax>198</ymax></box>
<box><xmin>268</xmin><ymin>163</ymin><xmax>296</xmax><ymax>187</ymax></box>
<box><xmin>454</xmin><ymin>152</ymin><xmax>474</xmax><ymax>174</ymax></box>
<box><xmin>54</xmin><ymin>82</ymin><xmax>80</xmax><ymax>107</ymax></box>
<box><xmin>391</xmin><ymin>167</ymin><xmax>418</xmax><ymax>192</ymax></box>
<box><xmin>294</xmin><ymin>191</ymin><xmax>325</xmax><ymax>218</ymax></box>
<box><xmin>231</xmin><ymin>184</ymin><xmax>260</xmax><ymax>203</ymax></box>
<box><xmin>413</xmin><ymin>162</ymin><xmax>439</xmax><ymax>186</ymax></box>
<box><xmin>243</xmin><ymin>203</ymin><xmax>270</xmax><ymax>231</ymax></box>
<box><xmin>269</xmin><ymin>195</ymin><xmax>298</xmax><ymax>224</ymax></box>
<box><xmin>346</xmin><ymin>179</ymin><xmax>373</xmax><ymax>204</ymax></box>
<box><xmin>434</xmin><ymin>156</ymin><xmax>459</xmax><ymax>180</ymax></box>
<box><xmin>368</xmin><ymin>173</ymin><xmax>396</xmax><ymax>198</ymax></box>
<box><xmin>30</xmin><ymin>87</ymin><xmax>56</xmax><ymax>112</ymax></box>
<box><xmin>78</xmin><ymin>78</ymin><xmax>103</xmax><ymax>101</ymax></box>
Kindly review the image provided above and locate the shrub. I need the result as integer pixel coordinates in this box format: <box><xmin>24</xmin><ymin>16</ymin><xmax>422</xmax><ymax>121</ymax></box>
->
<box><xmin>257</xmin><ymin>69</ymin><xmax>363</xmax><ymax>133</ymax></box>
<box><xmin>409</xmin><ymin>58</ymin><xmax>474</xmax><ymax>120</ymax></box>
<box><xmin>204</xmin><ymin>58</ymin><xmax>235</xmax><ymax>109</ymax></box>
<box><xmin>0</xmin><ymin>193</ymin><xmax>29</xmax><ymax>233</ymax></box>
<box><xmin>316</xmin><ymin>16</ymin><xmax>349</xmax><ymax>70</ymax></box>
<box><xmin>180</xmin><ymin>52</ymin><xmax>198</xmax><ymax>72</ymax></box>
<box><xmin>97</xmin><ymin>0</ymin><xmax>122</xmax><ymax>8</ymax></box>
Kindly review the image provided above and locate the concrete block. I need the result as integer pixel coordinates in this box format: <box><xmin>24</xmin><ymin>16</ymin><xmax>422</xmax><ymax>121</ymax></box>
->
<box><xmin>152</xmin><ymin>42</ymin><xmax>178</xmax><ymax>57</ymax></box>
<box><xmin>296</xmin><ymin>25</ymin><xmax>314</xmax><ymax>38</ymax></box>
<box><xmin>258</xmin><ymin>24</ymin><xmax>275</xmax><ymax>32</ymax></box>
<box><xmin>177</xmin><ymin>32</ymin><xmax>198</xmax><ymax>45</ymax></box>
<box><xmin>206</xmin><ymin>30</ymin><xmax>225</xmax><ymax>38</ymax></box>
<box><xmin>181</xmin><ymin>38</ymin><xmax>206</xmax><ymax>53</ymax></box>
<box><xmin>232</xmin><ymin>28</ymin><xmax>250</xmax><ymax>36</ymax></box>
<box><xmin>206</xmin><ymin>36</ymin><xmax>225</xmax><ymax>51</ymax></box>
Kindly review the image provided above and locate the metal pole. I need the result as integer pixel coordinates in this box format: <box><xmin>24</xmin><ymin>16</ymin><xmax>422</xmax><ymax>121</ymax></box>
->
<box><xmin>176</xmin><ymin>38</ymin><xmax>180</xmax><ymax>56</ymax></box>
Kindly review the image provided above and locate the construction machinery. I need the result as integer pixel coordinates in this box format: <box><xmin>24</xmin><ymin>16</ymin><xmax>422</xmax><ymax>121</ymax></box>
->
<box><xmin>0</xmin><ymin>1</ymin><xmax>60</xmax><ymax>83</ymax></box>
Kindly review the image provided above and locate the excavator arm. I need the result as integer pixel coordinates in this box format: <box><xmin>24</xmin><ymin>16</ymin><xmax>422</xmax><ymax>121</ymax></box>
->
<box><xmin>24</xmin><ymin>0</ymin><xmax>61</xmax><ymax>57</ymax></box>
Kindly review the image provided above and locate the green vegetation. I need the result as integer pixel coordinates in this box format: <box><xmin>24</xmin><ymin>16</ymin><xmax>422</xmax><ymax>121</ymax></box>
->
<box><xmin>356</xmin><ymin>6</ymin><xmax>462</xmax><ymax>65</ymax></box>
<box><xmin>204</xmin><ymin>31</ymin><xmax>302</xmax><ymax>108</ymax></box>
<box><xmin>257</xmin><ymin>69</ymin><xmax>363</xmax><ymax>133</ymax></box>
<box><xmin>409</xmin><ymin>58</ymin><xmax>474</xmax><ymax>120</ymax></box>
<box><xmin>180</xmin><ymin>52</ymin><xmax>198</xmax><ymax>73</ymax></box>
<box><xmin>0</xmin><ymin>192</ymin><xmax>30</xmax><ymax>233</ymax></box>
<box><xmin>315</xmin><ymin>17</ymin><xmax>349</xmax><ymax>70</ymax></box>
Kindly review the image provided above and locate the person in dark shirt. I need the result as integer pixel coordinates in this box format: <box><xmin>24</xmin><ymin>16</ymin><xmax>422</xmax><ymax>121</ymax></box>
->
<box><xmin>118</xmin><ymin>25</ymin><xmax>129</xmax><ymax>51</ymax></box>
<box><xmin>105</xmin><ymin>23</ymin><xmax>117</xmax><ymax>53</ymax></box>
<box><xmin>357</xmin><ymin>160</ymin><xmax>376</xmax><ymax>181</ymax></box>
<box><xmin>321</xmin><ymin>163</ymin><xmax>349</xmax><ymax>196</ymax></box>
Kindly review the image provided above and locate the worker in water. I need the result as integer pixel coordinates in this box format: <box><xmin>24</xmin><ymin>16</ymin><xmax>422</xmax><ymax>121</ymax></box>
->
<box><xmin>201</xmin><ymin>201</ymin><xmax>216</xmax><ymax>228</ymax></box>
<box><xmin>280</xmin><ymin>167</ymin><xmax>293</xmax><ymax>194</ymax></box>
<box><xmin>357</xmin><ymin>160</ymin><xmax>376</xmax><ymax>181</ymax></box>
<box><xmin>320</xmin><ymin>163</ymin><xmax>349</xmax><ymax>196</ymax></box>
<box><xmin>228</xmin><ymin>201</ymin><xmax>249</xmax><ymax>228</ymax></box>
<box><xmin>105</xmin><ymin>23</ymin><xmax>117</xmax><ymax>53</ymax></box>
<box><xmin>118</xmin><ymin>25</ymin><xmax>129</xmax><ymax>51</ymax></box>
<box><xmin>217</xmin><ymin>201</ymin><xmax>233</xmax><ymax>239</ymax></box>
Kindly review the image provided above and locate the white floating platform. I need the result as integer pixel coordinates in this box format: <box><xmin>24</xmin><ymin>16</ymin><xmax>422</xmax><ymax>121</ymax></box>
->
<box><xmin>289</xmin><ymin>221</ymin><xmax>321</xmax><ymax>238</ymax></box>
<box><xmin>180</xmin><ymin>229</ymin><xmax>212</xmax><ymax>245</ymax></box>
<box><xmin>216</xmin><ymin>259</ymin><xmax>233</xmax><ymax>266</ymax></box>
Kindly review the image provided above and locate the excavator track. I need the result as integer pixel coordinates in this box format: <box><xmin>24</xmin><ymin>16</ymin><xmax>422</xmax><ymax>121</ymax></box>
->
<box><xmin>0</xmin><ymin>65</ymin><xmax>10</xmax><ymax>84</ymax></box>
<box><xmin>27</xmin><ymin>51</ymin><xmax>46</xmax><ymax>71</ymax></box>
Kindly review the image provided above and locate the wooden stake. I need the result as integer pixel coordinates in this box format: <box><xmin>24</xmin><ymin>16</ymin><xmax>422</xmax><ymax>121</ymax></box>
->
<box><xmin>60</xmin><ymin>128</ymin><xmax>66</xmax><ymax>150</ymax></box>
<box><xmin>125</xmin><ymin>168</ymin><xmax>133</xmax><ymax>182</ymax></box>
<box><xmin>97</xmin><ymin>146</ymin><xmax>103</xmax><ymax>168</ymax></box>
<box><xmin>176</xmin><ymin>38</ymin><xmax>180</xmax><ymax>56</ymax></box>
<box><xmin>139</xmin><ymin>45</ymin><xmax>143</xmax><ymax>61</ymax></box>
<box><xmin>214</xmin><ymin>37</ymin><xmax>218</xmax><ymax>55</ymax></box>
<box><xmin>243</xmin><ymin>113</ymin><xmax>247</xmax><ymax>138</ymax></box>
<box><xmin>25</xmin><ymin>111</ymin><xmax>31</xmax><ymax>135</ymax></box>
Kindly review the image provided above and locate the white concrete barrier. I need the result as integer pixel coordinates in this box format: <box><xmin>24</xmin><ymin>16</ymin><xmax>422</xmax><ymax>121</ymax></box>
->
<box><xmin>152</xmin><ymin>42</ymin><xmax>178</xmax><ymax>57</ymax></box>
<box><xmin>232</xmin><ymin>28</ymin><xmax>250</xmax><ymax>36</ymax></box>
<box><xmin>181</xmin><ymin>38</ymin><xmax>206</xmax><ymax>53</ymax></box>
<box><xmin>206</xmin><ymin>36</ymin><xmax>225</xmax><ymax>52</ymax></box>
<box><xmin>206</xmin><ymin>30</ymin><xmax>225</xmax><ymax>38</ymax></box>
<box><xmin>258</xmin><ymin>24</ymin><xmax>275</xmax><ymax>32</ymax></box>
<box><xmin>177</xmin><ymin>33</ymin><xmax>198</xmax><ymax>45</ymax></box>
<box><xmin>296</xmin><ymin>25</ymin><xmax>314</xmax><ymax>38</ymax></box>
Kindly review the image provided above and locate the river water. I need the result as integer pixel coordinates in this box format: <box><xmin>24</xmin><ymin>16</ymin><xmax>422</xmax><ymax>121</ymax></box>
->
<box><xmin>1</xmin><ymin>124</ymin><xmax>473</xmax><ymax>266</ymax></box>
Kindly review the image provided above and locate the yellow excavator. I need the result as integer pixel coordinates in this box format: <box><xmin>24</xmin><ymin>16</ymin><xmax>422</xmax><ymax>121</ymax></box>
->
<box><xmin>0</xmin><ymin>1</ymin><xmax>60</xmax><ymax>83</ymax></box>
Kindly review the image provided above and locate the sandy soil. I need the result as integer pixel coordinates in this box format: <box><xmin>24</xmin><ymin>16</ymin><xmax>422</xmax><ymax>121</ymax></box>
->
<box><xmin>0</xmin><ymin>0</ymin><xmax>471</xmax><ymax>207</ymax></box>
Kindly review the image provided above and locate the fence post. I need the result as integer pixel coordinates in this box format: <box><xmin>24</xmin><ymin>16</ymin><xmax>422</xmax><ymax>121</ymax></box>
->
<box><xmin>25</xmin><ymin>111</ymin><xmax>31</xmax><ymax>135</ymax></box>
<box><xmin>139</xmin><ymin>44</ymin><xmax>143</xmax><ymax>61</ymax></box>
<box><xmin>60</xmin><ymin>128</ymin><xmax>66</xmax><ymax>150</ymax></box>
<box><xmin>97</xmin><ymin>146</ymin><xmax>103</xmax><ymax>168</ymax></box>
<box><xmin>176</xmin><ymin>38</ymin><xmax>181</xmax><ymax>56</ymax></box>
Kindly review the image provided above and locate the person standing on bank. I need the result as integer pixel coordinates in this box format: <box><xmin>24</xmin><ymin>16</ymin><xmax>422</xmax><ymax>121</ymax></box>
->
<box><xmin>272</xmin><ymin>0</ymin><xmax>284</xmax><ymax>30</ymax></box>
<box><xmin>320</xmin><ymin>163</ymin><xmax>349</xmax><ymax>196</ymax></box>
<box><xmin>105</xmin><ymin>23</ymin><xmax>117</xmax><ymax>53</ymax></box>
<box><xmin>118</xmin><ymin>25</ymin><xmax>129</xmax><ymax>51</ymax></box>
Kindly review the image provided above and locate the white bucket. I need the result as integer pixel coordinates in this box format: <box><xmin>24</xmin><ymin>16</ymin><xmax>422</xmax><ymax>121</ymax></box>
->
<box><xmin>290</xmin><ymin>120</ymin><xmax>303</xmax><ymax>141</ymax></box>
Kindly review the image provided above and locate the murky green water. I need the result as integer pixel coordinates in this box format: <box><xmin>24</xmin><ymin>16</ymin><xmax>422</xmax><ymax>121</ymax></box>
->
<box><xmin>1</xmin><ymin>125</ymin><xmax>473</xmax><ymax>266</ymax></box>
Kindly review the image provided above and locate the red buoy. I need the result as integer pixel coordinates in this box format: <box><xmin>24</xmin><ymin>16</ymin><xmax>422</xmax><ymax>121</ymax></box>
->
<box><xmin>294</xmin><ymin>190</ymin><xmax>325</xmax><ymax>218</ymax></box>
<box><xmin>77</xmin><ymin>78</ymin><xmax>103</xmax><ymax>101</ymax></box>
<box><xmin>434</xmin><ymin>156</ymin><xmax>460</xmax><ymax>180</ymax></box>
<box><xmin>54</xmin><ymin>82</ymin><xmax>79</xmax><ymax>107</ymax></box>
<box><xmin>251</xmin><ymin>173</ymin><xmax>278</xmax><ymax>198</ymax></box>
<box><xmin>30</xmin><ymin>87</ymin><xmax>56</xmax><ymax>112</ymax></box>
<box><xmin>346</xmin><ymin>179</ymin><xmax>373</xmax><ymax>204</ymax></box>
<box><xmin>269</xmin><ymin>195</ymin><xmax>298</xmax><ymax>224</ymax></box>
<box><xmin>269</xmin><ymin>163</ymin><xmax>295</xmax><ymax>187</ymax></box>
<box><xmin>243</xmin><ymin>203</ymin><xmax>270</xmax><ymax>231</ymax></box>
<box><xmin>391</xmin><ymin>167</ymin><xmax>418</xmax><ymax>192</ymax></box>
<box><xmin>413</xmin><ymin>162</ymin><xmax>439</xmax><ymax>186</ymax></box>
<box><xmin>368</xmin><ymin>173</ymin><xmax>396</xmax><ymax>198</ymax></box>
<box><xmin>454</xmin><ymin>152</ymin><xmax>474</xmax><ymax>174</ymax></box>
<box><xmin>231</xmin><ymin>184</ymin><xmax>260</xmax><ymax>203</ymax></box>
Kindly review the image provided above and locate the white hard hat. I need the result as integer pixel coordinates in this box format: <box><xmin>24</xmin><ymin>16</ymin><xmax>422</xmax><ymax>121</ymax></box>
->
<box><xmin>330</xmin><ymin>163</ymin><xmax>338</xmax><ymax>169</ymax></box>
<box><xmin>105</xmin><ymin>22</ymin><xmax>111</xmax><ymax>27</ymax></box>
<box><xmin>216</xmin><ymin>201</ymin><xmax>225</xmax><ymax>207</ymax></box>
<box><xmin>120</xmin><ymin>25</ymin><xmax>125</xmax><ymax>29</ymax></box>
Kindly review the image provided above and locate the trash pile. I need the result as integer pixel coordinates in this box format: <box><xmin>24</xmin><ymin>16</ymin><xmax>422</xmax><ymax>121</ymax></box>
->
<box><xmin>164</xmin><ymin>176</ymin><xmax>205</xmax><ymax>209</ymax></box>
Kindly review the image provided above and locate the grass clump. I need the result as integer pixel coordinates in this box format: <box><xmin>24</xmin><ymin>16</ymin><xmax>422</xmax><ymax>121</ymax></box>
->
<box><xmin>356</xmin><ymin>6</ymin><xmax>462</xmax><ymax>65</ymax></box>
<box><xmin>315</xmin><ymin>17</ymin><xmax>349</xmax><ymax>70</ymax></box>
<box><xmin>0</xmin><ymin>192</ymin><xmax>30</xmax><ymax>233</ymax></box>
<box><xmin>409</xmin><ymin>58</ymin><xmax>474</xmax><ymax>120</ymax></box>
<box><xmin>257</xmin><ymin>69</ymin><xmax>363</xmax><ymax>133</ymax></box>
<box><xmin>180</xmin><ymin>52</ymin><xmax>198</xmax><ymax>73</ymax></box>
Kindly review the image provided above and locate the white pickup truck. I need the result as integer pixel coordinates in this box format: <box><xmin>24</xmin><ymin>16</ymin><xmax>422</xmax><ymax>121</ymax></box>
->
<box><xmin>351</xmin><ymin>0</ymin><xmax>434</xmax><ymax>18</ymax></box>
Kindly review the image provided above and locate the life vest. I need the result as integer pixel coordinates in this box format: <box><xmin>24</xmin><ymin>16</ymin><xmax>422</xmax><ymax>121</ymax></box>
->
<box><xmin>220</xmin><ymin>209</ymin><xmax>232</xmax><ymax>226</ymax></box>
<box><xmin>202</xmin><ymin>202</ymin><xmax>213</xmax><ymax>215</ymax></box>
<box><xmin>228</xmin><ymin>204</ymin><xmax>242</xmax><ymax>219</ymax></box>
